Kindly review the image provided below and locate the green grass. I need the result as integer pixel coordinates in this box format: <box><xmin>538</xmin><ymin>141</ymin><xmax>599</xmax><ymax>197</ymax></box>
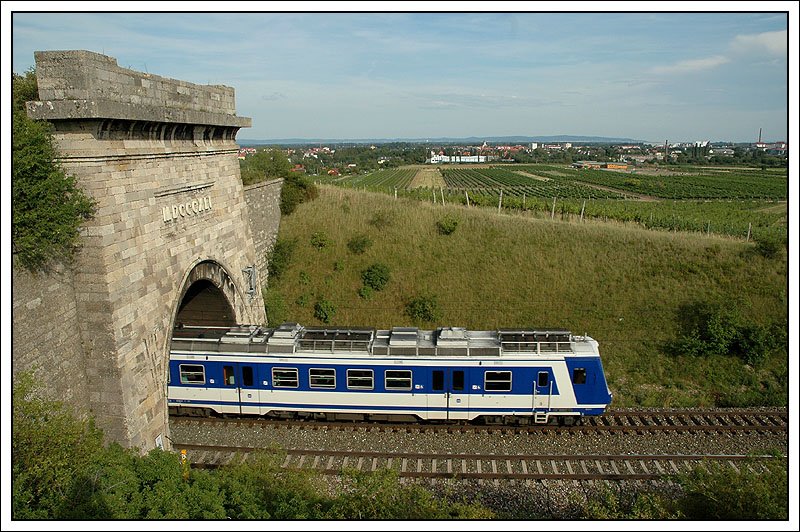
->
<box><xmin>266</xmin><ymin>186</ymin><xmax>788</xmax><ymax>408</ymax></box>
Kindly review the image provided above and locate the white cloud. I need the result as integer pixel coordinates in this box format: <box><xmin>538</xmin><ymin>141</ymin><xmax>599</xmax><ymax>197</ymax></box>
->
<box><xmin>651</xmin><ymin>55</ymin><xmax>730</xmax><ymax>75</ymax></box>
<box><xmin>731</xmin><ymin>29</ymin><xmax>787</xmax><ymax>57</ymax></box>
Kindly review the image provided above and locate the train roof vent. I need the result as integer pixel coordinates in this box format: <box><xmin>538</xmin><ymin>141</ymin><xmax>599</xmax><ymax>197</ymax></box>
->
<box><xmin>220</xmin><ymin>325</ymin><xmax>263</xmax><ymax>344</ymax></box>
<box><xmin>389</xmin><ymin>327</ymin><xmax>418</xmax><ymax>347</ymax></box>
<box><xmin>436</xmin><ymin>327</ymin><xmax>469</xmax><ymax>347</ymax></box>
<box><xmin>269</xmin><ymin>322</ymin><xmax>304</xmax><ymax>344</ymax></box>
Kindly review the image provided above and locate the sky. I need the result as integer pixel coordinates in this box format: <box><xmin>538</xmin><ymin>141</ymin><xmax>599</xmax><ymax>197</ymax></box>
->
<box><xmin>5</xmin><ymin>2</ymin><xmax>796</xmax><ymax>143</ymax></box>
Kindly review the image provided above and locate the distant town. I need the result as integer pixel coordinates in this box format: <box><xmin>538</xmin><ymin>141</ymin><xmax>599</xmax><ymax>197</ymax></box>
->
<box><xmin>238</xmin><ymin>137</ymin><xmax>788</xmax><ymax>177</ymax></box>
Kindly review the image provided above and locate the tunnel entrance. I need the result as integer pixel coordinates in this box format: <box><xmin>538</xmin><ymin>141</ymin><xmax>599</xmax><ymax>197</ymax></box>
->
<box><xmin>174</xmin><ymin>261</ymin><xmax>241</xmax><ymax>328</ymax></box>
<box><xmin>176</xmin><ymin>279</ymin><xmax>235</xmax><ymax>327</ymax></box>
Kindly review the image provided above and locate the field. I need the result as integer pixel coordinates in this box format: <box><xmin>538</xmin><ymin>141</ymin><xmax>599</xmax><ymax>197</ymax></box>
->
<box><xmin>265</xmin><ymin>185</ymin><xmax>788</xmax><ymax>409</ymax></box>
<box><xmin>325</xmin><ymin>164</ymin><xmax>787</xmax><ymax>242</ymax></box>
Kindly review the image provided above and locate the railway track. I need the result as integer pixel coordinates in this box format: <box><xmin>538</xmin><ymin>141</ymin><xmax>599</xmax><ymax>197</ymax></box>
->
<box><xmin>176</xmin><ymin>443</ymin><xmax>783</xmax><ymax>482</ymax></box>
<box><xmin>170</xmin><ymin>408</ymin><xmax>788</xmax><ymax>436</ymax></box>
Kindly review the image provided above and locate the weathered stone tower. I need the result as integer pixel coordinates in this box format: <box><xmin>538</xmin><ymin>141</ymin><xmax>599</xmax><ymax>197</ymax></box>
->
<box><xmin>19</xmin><ymin>50</ymin><xmax>268</xmax><ymax>451</ymax></box>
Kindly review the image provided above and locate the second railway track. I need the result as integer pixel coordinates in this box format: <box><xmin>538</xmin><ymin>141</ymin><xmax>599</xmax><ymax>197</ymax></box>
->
<box><xmin>176</xmin><ymin>443</ymin><xmax>783</xmax><ymax>482</ymax></box>
<box><xmin>170</xmin><ymin>407</ymin><xmax>788</xmax><ymax>436</ymax></box>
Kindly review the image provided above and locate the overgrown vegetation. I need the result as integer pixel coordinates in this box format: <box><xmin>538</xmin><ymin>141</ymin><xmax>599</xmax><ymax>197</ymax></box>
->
<box><xmin>265</xmin><ymin>186</ymin><xmax>787</xmax><ymax>408</ymax></box>
<box><xmin>13</xmin><ymin>375</ymin><xmax>787</xmax><ymax>520</ymax></box>
<box><xmin>12</xmin><ymin>375</ymin><xmax>492</xmax><ymax>519</ymax></box>
<box><xmin>239</xmin><ymin>148</ymin><xmax>318</xmax><ymax>214</ymax></box>
<box><xmin>347</xmin><ymin>234</ymin><xmax>373</xmax><ymax>254</ymax></box>
<box><xmin>436</xmin><ymin>214</ymin><xmax>459</xmax><ymax>235</ymax></box>
<box><xmin>12</xmin><ymin>70</ymin><xmax>96</xmax><ymax>272</ymax></box>
<box><xmin>313</xmin><ymin>297</ymin><xmax>336</xmax><ymax>324</ymax></box>
<box><xmin>405</xmin><ymin>294</ymin><xmax>443</xmax><ymax>324</ymax></box>
<box><xmin>266</xmin><ymin>237</ymin><xmax>297</xmax><ymax>280</ymax></box>
<box><xmin>361</xmin><ymin>263</ymin><xmax>391</xmax><ymax>292</ymax></box>
<box><xmin>667</xmin><ymin>300</ymin><xmax>783</xmax><ymax>366</ymax></box>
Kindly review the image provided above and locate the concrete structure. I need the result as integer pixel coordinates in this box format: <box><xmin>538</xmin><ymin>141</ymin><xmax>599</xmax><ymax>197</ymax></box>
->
<box><xmin>14</xmin><ymin>50</ymin><xmax>279</xmax><ymax>452</ymax></box>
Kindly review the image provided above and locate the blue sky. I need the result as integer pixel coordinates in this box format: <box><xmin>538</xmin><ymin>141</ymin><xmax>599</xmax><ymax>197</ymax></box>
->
<box><xmin>7</xmin><ymin>4</ymin><xmax>796</xmax><ymax>143</ymax></box>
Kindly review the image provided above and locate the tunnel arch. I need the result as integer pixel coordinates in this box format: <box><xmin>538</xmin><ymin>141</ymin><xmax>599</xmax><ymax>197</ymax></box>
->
<box><xmin>174</xmin><ymin>260</ymin><xmax>240</xmax><ymax>328</ymax></box>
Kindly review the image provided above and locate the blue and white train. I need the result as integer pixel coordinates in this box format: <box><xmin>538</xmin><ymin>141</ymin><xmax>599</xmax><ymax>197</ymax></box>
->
<box><xmin>168</xmin><ymin>323</ymin><xmax>613</xmax><ymax>425</ymax></box>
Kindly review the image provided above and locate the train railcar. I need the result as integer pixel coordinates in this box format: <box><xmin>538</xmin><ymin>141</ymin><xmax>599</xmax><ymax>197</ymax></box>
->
<box><xmin>168</xmin><ymin>323</ymin><xmax>613</xmax><ymax>425</ymax></box>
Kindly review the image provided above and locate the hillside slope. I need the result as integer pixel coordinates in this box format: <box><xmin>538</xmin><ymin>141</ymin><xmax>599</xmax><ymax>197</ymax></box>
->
<box><xmin>265</xmin><ymin>186</ymin><xmax>788</xmax><ymax>408</ymax></box>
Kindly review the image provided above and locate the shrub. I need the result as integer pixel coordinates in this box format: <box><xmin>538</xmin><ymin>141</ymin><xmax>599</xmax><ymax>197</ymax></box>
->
<box><xmin>667</xmin><ymin>300</ymin><xmax>778</xmax><ymax>365</ymax></box>
<box><xmin>263</xmin><ymin>289</ymin><xmax>288</xmax><ymax>325</ymax></box>
<box><xmin>314</xmin><ymin>298</ymin><xmax>336</xmax><ymax>324</ymax></box>
<box><xmin>266</xmin><ymin>237</ymin><xmax>297</xmax><ymax>280</ymax></box>
<box><xmin>13</xmin><ymin>70</ymin><xmax>96</xmax><ymax>272</ymax></box>
<box><xmin>668</xmin><ymin>301</ymin><xmax>741</xmax><ymax>358</ymax></box>
<box><xmin>310</xmin><ymin>231</ymin><xmax>331</xmax><ymax>250</ymax></box>
<box><xmin>357</xmin><ymin>285</ymin><xmax>373</xmax><ymax>300</ymax></box>
<box><xmin>405</xmin><ymin>295</ymin><xmax>442</xmax><ymax>324</ymax></box>
<box><xmin>347</xmin><ymin>234</ymin><xmax>373</xmax><ymax>254</ymax></box>
<box><xmin>436</xmin><ymin>215</ymin><xmax>459</xmax><ymax>235</ymax></box>
<box><xmin>754</xmin><ymin>235</ymin><xmax>784</xmax><ymax>259</ymax></box>
<box><xmin>676</xmin><ymin>460</ymin><xmax>788</xmax><ymax>519</ymax></box>
<box><xmin>361</xmin><ymin>263</ymin><xmax>391</xmax><ymax>291</ymax></box>
<box><xmin>280</xmin><ymin>172</ymin><xmax>319</xmax><ymax>215</ymax></box>
<box><xmin>368</xmin><ymin>211</ymin><xmax>393</xmax><ymax>230</ymax></box>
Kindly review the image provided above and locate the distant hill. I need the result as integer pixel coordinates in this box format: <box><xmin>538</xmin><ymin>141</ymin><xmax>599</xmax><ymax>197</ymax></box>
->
<box><xmin>239</xmin><ymin>135</ymin><xmax>645</xmax><ymax>146</ymax></box>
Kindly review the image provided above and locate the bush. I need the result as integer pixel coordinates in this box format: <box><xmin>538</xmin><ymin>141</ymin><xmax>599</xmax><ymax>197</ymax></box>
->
<box><xmin>676</xmin><ymin>460</ymin><xmax>788</xmax><ymax>519</ymax></box>
<box><xmin>263</xmin><ymin>288</ymin><xmax>288</xmax><ymax>325</ymax></box>
<box><xmin>405</xmin><ymin>295</ymin><xmax>442</xmax><ymax>324</ymax></box>
<box><xmin>13</xmin><ymin>70</ymin><xmax>96</xmax><ymax>272</ymax></box>
<box><xmin>266</xmin><ymin>237</ymin><xmax>297</xmax><ymax>280</ymax></box>
<box><xmin>436</xmin><ymin>215</ymin><xmax>459</xmax><ymax>235</ymax></box>
<box><xmin>668</xmin><ymin>301</ymin><xmax>741</xmax><ymax>358</ymax></box>
<box><xmin>314</xmin><ymin>298</ymin><xmax>336</xmax><ymax>324</ymax></box>
<box><xmin>310</xmin><ymin>231</ymin><xmax>331</xmax><ymax>250</ymax></box>
<box><xmin>368</xmin><ymin>211</ymin><xmax>394</xmax><ymax>230</ymax></box>
<box><xmin>361</xmin><ymin>263</ymin><xmax>391</xmax><ymax>291</ymax></box>
<box><xmin>280</xmin><ymin>173</ymin><xmax>319</xmax><ymax>215</ymax></box>
<box><xmin>754</xmin><ymin>235</ymin><xmax>784</xmax><ymax>259</ymax></box>
<box><xmin>667</xmin><ymin>300</ymin><xmax>779</xmax><ymax>365</ymax></box>
<box><xmin>347</xmin><ymin>234</ymin><xmax>373</xmax><ymax>254</ymax></box>
<box><xmin>357</xmin><ymin>285</ymin><xmax>373</xmax><ymax>300</ymax></box>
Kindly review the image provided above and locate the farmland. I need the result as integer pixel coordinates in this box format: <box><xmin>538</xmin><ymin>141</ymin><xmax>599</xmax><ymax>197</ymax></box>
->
<box><xmin>323</xmin><ymin>164</ymin><xmax>787</xmax><ymax>242</ymax></box>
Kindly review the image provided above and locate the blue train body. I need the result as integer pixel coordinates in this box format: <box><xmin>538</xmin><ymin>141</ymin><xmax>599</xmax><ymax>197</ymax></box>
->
<box><xmin>168</xmin><ymin>323</ymin><xmax>613</xmax><ymax>424</ymax></box>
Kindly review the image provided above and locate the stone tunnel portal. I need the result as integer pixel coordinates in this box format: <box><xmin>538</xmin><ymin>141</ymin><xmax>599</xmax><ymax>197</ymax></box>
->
<box><xmin>174</xmin><ymin>260</ymin><xmax>240</xmax><ymax>328</ymax></box>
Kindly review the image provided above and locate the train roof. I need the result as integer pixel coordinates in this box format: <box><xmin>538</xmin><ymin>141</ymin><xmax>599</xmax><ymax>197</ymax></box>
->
<box><xmin>171</xmin><ymin>323</ymin><xmax>599</xmax><ymax>357</ymax></box>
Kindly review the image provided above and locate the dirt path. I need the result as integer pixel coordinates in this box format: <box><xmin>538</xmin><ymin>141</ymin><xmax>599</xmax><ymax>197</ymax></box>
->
<box><xmin>410</xmin><ymin>167</ymin><xmax>446</xmax><ymax>188</ymax></box>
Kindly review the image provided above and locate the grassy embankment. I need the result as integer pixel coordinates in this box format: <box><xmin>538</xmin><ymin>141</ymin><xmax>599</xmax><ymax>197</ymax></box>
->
<box><xmin>264</xmin><ymin>185</ymin><xmax>787</xmax><ymax>408</ymax></box>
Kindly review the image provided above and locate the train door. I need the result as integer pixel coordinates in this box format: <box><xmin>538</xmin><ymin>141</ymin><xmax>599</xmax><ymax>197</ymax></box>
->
<box><xmin>430</xmin><ymin>369</ymin><xmax>469</xmax><ymax>420</ymax></box>
<box><xmin>222</xmin><ymin>363</ymin><xmax>259</xmax><ymax>415</ymax></box>
<box><xmin>532</xmin><ymin>370</ymin><xmax>553</xmax><ymax>413</ymax></box>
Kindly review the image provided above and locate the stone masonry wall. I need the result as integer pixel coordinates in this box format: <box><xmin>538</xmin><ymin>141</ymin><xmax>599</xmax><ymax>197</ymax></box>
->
<box><xmin>12</xmin><ymin>264</ymin><xmax>89</xmax><ymax>411</ymax></box>
<box><xmin>244</xmin><ymin>178</ymin><xmax>284</xmax><ymax>293</ymax></box>
<box><xmin>13</xmin><ymin>50</ymin><xmax>273</xmax><ymax>452</ymax></box>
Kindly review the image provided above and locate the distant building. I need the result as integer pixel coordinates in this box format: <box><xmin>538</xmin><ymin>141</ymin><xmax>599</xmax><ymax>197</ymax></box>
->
<box><xmin>572</xmin><ymin>161</ymin><xmax>629</xmax><ymax>170</ymax></box>
<box><xmin>429</xmin><ymin>151</ymin><xmax>487</xmax><ymax>164</ymax></box>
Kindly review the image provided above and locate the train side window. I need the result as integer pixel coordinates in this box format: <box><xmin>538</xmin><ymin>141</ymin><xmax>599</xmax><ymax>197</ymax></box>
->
<box><xmin>485</xmin><ymin>371</ymin><xmax>512</xmax><ymax>392</ymax></box>
<box><xmin>347</xmin><ymin>369</ymin><xmax>374</xmax><ymax>390</ymax></box>
<box><xmin>385</xmin><ymin>370</ymin><xmax>412</xmax><ymax>390</ymax></box>
<box><xmin>242</xmin><ymin>366</ymin><xmax>254</xmax><ymax>387</ymax></box>
<box><xmin>223</xmin><ymin>366</ymin><xmax>235</xmax><ymax>386</ymax></box>
<box><xmin>573</xmin><ymin>368</ymin><xmax>587</xmax><ymax>385</ymax></box>
<box><xmin>453</xmin><ymin>370</ymin><xmax>465</xmax><ymax>391</ymax></box>
<box><xmin>310</xmin><ymin>368</ymin><xmax>336</xmax><ymax>388</ymax></box>
<box><xmin>179</xmin><ymin>364</ymin><xmax>205</xmax><ymax>385</ymax></box>
<box><xmin>273</xmin><ymin>367</ymin><xmax>299</xmax><ymax>388</ymax></box>
<box><xmin>538</xmin><ymin>371</ymin><xmax>549</xmax><ymax>387</ymax></box>
<box><xmin>432</xmin><ymin>370</ymin><xmax>444</xmax><ymax>391</ymax></box>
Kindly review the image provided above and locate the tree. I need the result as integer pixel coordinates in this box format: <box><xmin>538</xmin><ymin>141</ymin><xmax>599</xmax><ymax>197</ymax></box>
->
<box><xmin>239</xmin><ymin>148</ymin><xmax>292</xmax><ymax>185</ymax></box>
<box><xmin>12</xmin><ymin>70</ymin><xmax>96</xmax><ymax>272</ymax></box>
